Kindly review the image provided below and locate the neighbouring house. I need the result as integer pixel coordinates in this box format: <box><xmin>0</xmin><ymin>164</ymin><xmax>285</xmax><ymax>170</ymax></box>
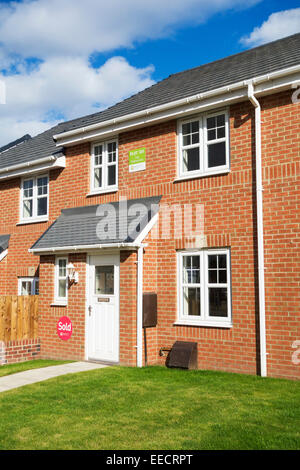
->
<box><xmin>0</xmin><ymin>34</ymin><xmax>299</xmax><ymax>379</ymax></box>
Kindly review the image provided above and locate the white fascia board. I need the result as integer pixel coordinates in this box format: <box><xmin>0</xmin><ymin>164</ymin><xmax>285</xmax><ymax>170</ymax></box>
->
<box><xmin>54</xmin><ymin>65</ymin><xmax>300</xmax><ymax>147</ymax></box>
<box><xmin>0</xmin><ymin>249</ymin><xmax>8</xmax><ymax>262</ymax></box>
<box><xmin>29</xmin><ymin>241</ymin><xmax>141</xmax><ymax>255</ymax></box>
<box><xmin>0</xmin><ymin>156</ymin><xmax>66</xmax><ymax>181</ymax></box>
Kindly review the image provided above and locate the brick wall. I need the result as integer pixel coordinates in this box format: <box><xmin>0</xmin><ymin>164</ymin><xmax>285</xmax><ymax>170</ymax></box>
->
<box><xmin>0</xmin><ymin>90</ymin><xmax>298</xmax><ymax>379</ymax></box>
<box><xmin>0</xmin><ymin>339</ymin><xmax>40</xmax><ymax>365</ymax></box>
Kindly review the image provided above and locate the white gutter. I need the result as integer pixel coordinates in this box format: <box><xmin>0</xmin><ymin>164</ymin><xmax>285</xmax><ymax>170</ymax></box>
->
<box><xmin>53</xmin><ymin>64</ymin><xmax>300</xmax><ymax>144</ymax></box>
<box><xmin>29</xmin><ymin>241</ymin><xmax>142</xmax><ymax>254</ymax></box>
<box><xmin>136</xmin><ymin>245</ymin><xmax>144</xmax><ymax>367</ymax></box>
<box><xmin>247</xmin><ymin>81</ymin><xmax>267</xmax><ymax>377</ymax></box>
<box><xmin>0</xmin><ymin>155</ymin><xmax>56</xmax><ymax>175</ymax></box>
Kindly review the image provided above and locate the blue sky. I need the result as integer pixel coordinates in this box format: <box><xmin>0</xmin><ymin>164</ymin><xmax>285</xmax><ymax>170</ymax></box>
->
<box><xmin>93</xmin><ymin>0</ymin><xmax>300</xmax><ymax>81</ymax></box>
<box><xmin>0</xmin><ymin>0</ymin><xmax>299</xmax><ymax>146</ymax></box>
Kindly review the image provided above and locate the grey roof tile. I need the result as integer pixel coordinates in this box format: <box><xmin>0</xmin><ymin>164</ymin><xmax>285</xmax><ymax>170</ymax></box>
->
<box><xmin>31</xmin><ymin>196</ymin><xmax>161</xmax><ymax>251</ymax></box>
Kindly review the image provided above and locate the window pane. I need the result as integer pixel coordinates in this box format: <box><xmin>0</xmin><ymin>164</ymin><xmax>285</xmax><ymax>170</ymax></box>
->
<box><xmin>37</xmin><ymin>197</ymin><xmax>47</xmax><ymax>216</ymax></box>
<box><xmin>95</xmin><ymin>266</ymin><xmax>114</xmax><ymax>295</ymax></box>
<box><xmin>217</xmin><ymin>127</ymin><xmax>225</xmax><ymax>138</ymax></box>
<box><xmin>208</xmin><ymin>255</ymin><xmax>217</xmax><ymax>269</ymax></box>
<box><xmin>183</xmin><ymin>147</ymin><xmax>200</xmax><ymax>172</ymax></box>
<box><xmin>58</xmin><ymin>279</ymin><xmax>67</xmax><ymax>298</ymax></box>
<box><xmin>94</xmin><ymin>167</ymin><xmax>102</xmax><ymax>188</ymax></box>
<box><xmin>209</xmin><ymin>288</ymin><xmax>228</xmax><ymax>317</ymax></box>
<box><xmin>219</xmin><ymin>254</ymin><xmax>227</xmax><ymax>268</ymax></box>
<box><xmin>182</xmin><ymin>121</ymin><xmax>199</xmax><ymax>147</ymax></box>
<box><xmin>23</xmin><ymin>199</ymin><xmax>33</xmax><ymax>218</ymax></box>
<box><xmin>37</xmin><ymin>177</ymin><xmax>48</xmax><ymax>195</ymax></box>
<box><xmin>207</xmin><ymin>117</ymin><xmax>216</xmax><ymax>129</ymax></box>
<box><xmin>21</xmin><ymin>281</ymin><xmax>31</xmax><ymax>296</ymax></box>
<box><xmin>23</xmin><ymin>180</ymin><xmax>33</xmax><ymax>198</ymax></box>
<box><xmin>108</xmin><ymin>142</ymin><xmax>117</xmax><ymax>163</ymax></box>
<box><xmin>108</xmin><ymin>165</ymin><xmax>116</xmax><ymax>186</ymax></box>
<box><xmin>94</xmin><ymin>145</ymin><xmax>103</xmax><ymax>166</ymax></box>
<box><xmin>191</xmin><ymin>133</ymin><xmax>199</xmax><ymax>144</ymax></box>
<box><xmin>59</xmin><ymin>259</ymin><xmax>66</xmax><ymax>277</ymax></box>
<box><xmin>217</xmin><ymin>114</ymin><xmax>225</xmax><ymax>126</ymax></box>
<box><xmin>209</xmin><ymin>270</ymin><xmax>217</xmax><ymax>283</ymax></box>
<box><xmin>183</xmin><ymin>135</ymin><xmax>191</xmax><ymax>146</ymax></box>
<box><xmin>208</xmin><ymin>129</ymin><xmax>216</xmax><ymax>141</ymax></box>
<box><xmin>183</xmin><ymin>287</ymin><xmax>200</xmax><ymax>316</ymax></box>
<box><xmin>219</xmin><ymin>270</ymin><xmax>227</xmax><ymax>283</ymax></box>
<box><xmin>208</xmin><ymin>142</ymin><xmax>226</xmax><ymax>168</ymax></box>
<box><xmin>182</xmin><ymin>123</ymin><xmax>190</xmax><ymax>135</ymax></box>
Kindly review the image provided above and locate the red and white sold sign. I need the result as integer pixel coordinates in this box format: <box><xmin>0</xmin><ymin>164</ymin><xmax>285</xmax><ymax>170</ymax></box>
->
<box><xmin>57</xmin><ymin>316</ymin><xmax>72</xmax><ymax>341</ymax></box>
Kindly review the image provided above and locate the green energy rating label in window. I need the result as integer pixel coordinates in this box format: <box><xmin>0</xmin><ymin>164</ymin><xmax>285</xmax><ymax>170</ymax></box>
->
<box><xmin>128</xmin><ymin>147</ymin><xmax>146</xmax><ymax>172</ymax></box>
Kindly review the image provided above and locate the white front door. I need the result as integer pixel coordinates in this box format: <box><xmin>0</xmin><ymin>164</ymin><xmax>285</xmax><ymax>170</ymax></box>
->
<box><xmin>87</xmin><ymin>254</ymin><xmax>119</xmax><ymax>362</ymax></box>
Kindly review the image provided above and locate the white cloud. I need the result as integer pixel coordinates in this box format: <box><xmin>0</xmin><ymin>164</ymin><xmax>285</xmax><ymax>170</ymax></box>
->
<box><xmin>0</xmin><ymin>119</ymin><xmax>54</xmax><ymax>148</ymax></box>
<box><xmin>0</xmin><ymin>56</ymin><xmax>154</xmax><ymax>146</ymax></box>
<box><xmin>241</xmin><ymin>8</ymin><xmax>300</xmax><ymax>46</ymax></box>
<box><xmin>0</xmin><ymin>0</ymin><xmax>260</xmax><ymax>145</ymax></box>
<box><xmin>0</xmin><ymin>0</ymin><xmax>259</xmax><ymax>66</ymax></box>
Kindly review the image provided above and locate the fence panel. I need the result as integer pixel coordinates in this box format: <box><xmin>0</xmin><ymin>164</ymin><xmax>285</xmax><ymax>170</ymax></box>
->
<box><xmin>0</xmin><ymin>296</ymin><xmax>39</xmax><ymax>342</ymax></box>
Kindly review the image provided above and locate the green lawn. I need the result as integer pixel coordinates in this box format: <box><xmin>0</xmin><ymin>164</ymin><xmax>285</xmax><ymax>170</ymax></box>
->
<box><xmin>0</xmin><ymin>366</ymin><xmax>299</xmax><ymax>450</ymax></box>
<box><xmin>0</xmin><ymin>360</ymin><xmax>72</xmax><ymax>378</ymax></box>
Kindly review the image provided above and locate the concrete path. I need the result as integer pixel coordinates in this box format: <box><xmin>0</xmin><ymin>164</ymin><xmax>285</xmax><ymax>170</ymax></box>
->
<box><xmin>0</xmin><ymin>361</ymin><xmax>107</xmax><ymax>393</ymax></box>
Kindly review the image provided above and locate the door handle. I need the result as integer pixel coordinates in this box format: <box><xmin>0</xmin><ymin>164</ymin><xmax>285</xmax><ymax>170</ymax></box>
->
<box><xmin>88</xmin><ymin>305</ymin><xmax>92</xmax><ymax>316</ymax></box>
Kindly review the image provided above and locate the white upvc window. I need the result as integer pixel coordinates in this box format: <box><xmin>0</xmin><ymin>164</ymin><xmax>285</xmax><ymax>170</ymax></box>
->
<box><xmin>18</xmin><ymin>277</ymin><xmax>39</xmax><ymax>295</ymax></box>
<box><xmin>177</xmin><ymin>249</ymin><xmax>231</xmax><ymax>327</ymax></box>
<box><xmin>90</xmin><ymin>140</ymin><xmax>118</xmax><ymax>194</ymax></box>
<box><xmin>178</xmin><ymin>109</ymin><xmax>230</xmax><ymax>179</ymax></box>
<box><xmin>20</xmin><ymin>174</ymin><xmax>49</xmax><ymax>222</ymax></box>
<box><xmin>54</xmin><ymin>257</ymin><xmax>68</xmax><ymax>304</ymax></box>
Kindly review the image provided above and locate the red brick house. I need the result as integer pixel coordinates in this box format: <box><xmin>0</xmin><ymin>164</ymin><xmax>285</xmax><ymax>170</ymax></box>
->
<box><xmin>0</xmin><ymin>34</ymin><xmax>299</xmax><ymax>379</ymax></box>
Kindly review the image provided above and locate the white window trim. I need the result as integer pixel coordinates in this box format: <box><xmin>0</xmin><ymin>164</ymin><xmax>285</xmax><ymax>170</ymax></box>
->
<box><xmin>177</xmin><ymin>108</ymin><xmax>230</xmax><ymax>180</ymax></box>
<box><xmin>176</xmin><ymin>249</ymin><xmax>232</xmax><ymax>328</ymax></box>
<box><xmin>54</xmin><ymin>256</ymin><xmax>68</xmax><ymax>305</ymax></box>
<box><xmin>19</xmin><ymin>173</ymin><xmax>49</xmax><ymax>224</ymax></box>
<box><xmin>18</xmin><ymin>277</ymin><xmax>39</xmax><ymax>295</ymax></box>
<box><xmin>90</xmin><ymin>139</ymin><xmax>118</xmax><ymax>195</ymax></box>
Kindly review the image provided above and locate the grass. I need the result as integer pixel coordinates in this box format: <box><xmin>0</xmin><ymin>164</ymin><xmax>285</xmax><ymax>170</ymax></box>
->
<box><xmin>0</xmin><ymin>366</ymin><xmax>299</xmax><ymax>450</ymax></box>
<box><xmin>0</xmin><ymin>360</ymin><xmax>72</xmax><ymax>378</ymax></box>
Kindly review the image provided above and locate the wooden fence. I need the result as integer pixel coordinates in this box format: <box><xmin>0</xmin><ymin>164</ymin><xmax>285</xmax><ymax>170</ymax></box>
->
<box><xmin>0</xmin><ymin>295</ymin><xmax>39</xmax><ymax>342</ymax></box>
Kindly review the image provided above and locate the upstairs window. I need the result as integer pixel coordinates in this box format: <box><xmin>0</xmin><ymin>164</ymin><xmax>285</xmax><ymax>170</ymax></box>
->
<box><xmin>178</xmin><ymin>109</ymin><xmax>229</xmax><ymax>178</ymax></box>
<box><xmin>20</xmin><ymin>175</ymin><xmax>49</xmax><ymax>222</ymax></box>
<box><xmin>91</xmin><ymin>140</ymin><xmax>118</xmax><ymax>193</ymax></box>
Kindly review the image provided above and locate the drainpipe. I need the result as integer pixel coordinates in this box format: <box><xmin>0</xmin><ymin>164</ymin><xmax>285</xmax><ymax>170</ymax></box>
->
<box><xmin>247</xmin><ymin>82</ymin><xmax>267</xmax><ymax>377</ymax></box>
<box><xmin>136</xmin><ymin>246</ymin><xmax>144</xmax><ymax>367</ymax></box>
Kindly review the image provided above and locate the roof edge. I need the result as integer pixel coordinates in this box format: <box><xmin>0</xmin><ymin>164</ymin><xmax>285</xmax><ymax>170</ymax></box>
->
<box><xmin>53</xmin><ymin>63</ymin><xmax>300</xmax><ymax>146</ymax></box>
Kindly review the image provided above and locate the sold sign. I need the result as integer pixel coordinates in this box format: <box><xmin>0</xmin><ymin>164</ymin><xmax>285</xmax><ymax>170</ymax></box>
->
<box><xmin>57</xmin><ymin>316</ymin><xmax>72</xmax><ymax>341</ymax></box>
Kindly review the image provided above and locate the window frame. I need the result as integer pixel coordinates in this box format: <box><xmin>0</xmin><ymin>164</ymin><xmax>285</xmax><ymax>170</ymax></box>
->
<box><xmin>18</xmin><ymin>277</ymin><xmax>39</xmax><ymax>296</ymax></box>
<box><xmin>54</xmin><ymin>256</ymin><xmax>68</xmax><ymax>305</ymax></box>
<box><xmin>90</xmin><ymin>139</ymin><xmax>118</xmax><ymax>195</ymax></box>
<box><xmin>20</xmin><ymin>173</ymin><xmax>49</xmax><ymax>223</ymax></box>
<box><xmin>177</xmin><ymin>108</ymin><xmax>230</xmax><ymax>180</ymax></box>
<box><xmin>177</xmin><ymin>249</ymin><xmax>232</xmax><ymax>328</ymax></box>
